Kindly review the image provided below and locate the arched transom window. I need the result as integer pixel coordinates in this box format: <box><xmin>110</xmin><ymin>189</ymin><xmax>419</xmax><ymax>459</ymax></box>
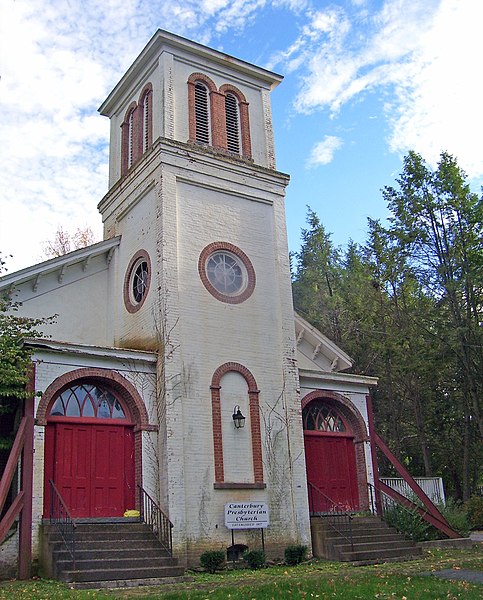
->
<box><xmin>49</xmin><ymin>383</ymin><xmax>127</xmax><ymax>420</ymax></box>
<box><xmin>303</xmin><ymin>401</ymin><xmax>348</xmax><ymax>433</ymax></box>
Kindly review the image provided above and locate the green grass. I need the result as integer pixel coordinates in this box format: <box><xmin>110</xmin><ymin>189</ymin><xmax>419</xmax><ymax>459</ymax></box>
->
<box><xmin>0</xmin><ymin>547</ymin><xmax>481</xmax><ymax>599</ymax></box>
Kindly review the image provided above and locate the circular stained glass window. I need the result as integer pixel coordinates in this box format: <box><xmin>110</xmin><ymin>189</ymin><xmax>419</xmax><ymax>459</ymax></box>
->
<box><xmin>206</xmin><ymin>251</ymin><xmax>245</xmax><ymax>296</ymax></box>
<box><xmin>132</xmin><ymin>260</ymin><xmax>149</xmax><ymax>302</ymax></box>
<box><xmin>199</xmin><ymin>242</ymin><xmax>256</xmax><ymax>304</ymax></box>
<box><xmin>124</xmin><ymin>250</ymin><xmax>151</xmax><ymax>313</ymax></box>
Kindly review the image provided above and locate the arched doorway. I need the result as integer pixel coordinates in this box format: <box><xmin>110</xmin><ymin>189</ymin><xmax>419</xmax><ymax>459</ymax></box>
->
<box><xmin>303</xmin><ymin>399</ymin><xmax>359</xmax><ymax>512</ymax></box>
<box><xmin>43</xmin><ymin>381</ymin><xmax>135</xmax><ymax>518</ymax></box>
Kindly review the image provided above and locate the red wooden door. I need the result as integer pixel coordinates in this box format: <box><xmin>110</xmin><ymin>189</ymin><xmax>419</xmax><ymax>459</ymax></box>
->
<box><xmin>305</xmin><ymin>432</ymin><xmax>359</xmax><ymax>512</ymax></box>
<box><xmin>55</xmin><ymin>424</ymin><xmax>90</xmax><ymax>516</ymax></box>
<box><xmin>53</xmin><ymin>423</ymin><xmax>133</xmax><ymax>518</ymax></box>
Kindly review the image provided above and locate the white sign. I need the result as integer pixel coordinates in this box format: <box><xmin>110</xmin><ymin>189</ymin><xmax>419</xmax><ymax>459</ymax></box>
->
<box><xmin>225</xmin><ymin>502</ymin><xmax>269</xmax><ymax>529</ymax></box>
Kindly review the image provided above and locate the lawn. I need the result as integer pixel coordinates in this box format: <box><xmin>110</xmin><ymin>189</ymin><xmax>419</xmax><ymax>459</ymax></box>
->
<box><xmin>0</xmin><ymin>547</ymin><xmax>481</xmax><ymax>599</ymax></box>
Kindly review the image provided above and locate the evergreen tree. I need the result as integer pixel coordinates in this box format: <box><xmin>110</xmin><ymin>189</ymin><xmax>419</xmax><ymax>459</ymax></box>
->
<box><xmin>292</xmin><ymin>152</ymin><xmax>482</xmax><ymax>499</ymax></box>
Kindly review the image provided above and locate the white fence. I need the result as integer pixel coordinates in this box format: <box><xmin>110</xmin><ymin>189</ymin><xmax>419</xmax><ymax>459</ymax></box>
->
<box><xmin>380</xmin><ymin>477</ymin><xmax>446</xmax><ymax>506</ymax></box>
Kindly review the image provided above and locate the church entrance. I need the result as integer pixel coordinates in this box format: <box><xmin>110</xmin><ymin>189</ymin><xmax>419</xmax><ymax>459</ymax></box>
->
<box><xmin>43</xmin><ymin>382</ymin><xmax>135</xmax><ymax>518</ymax></box>
<box><xmin>303</xmin><ymin>400</ymin><xmax>359</xmax><ymax>512</ymax></box>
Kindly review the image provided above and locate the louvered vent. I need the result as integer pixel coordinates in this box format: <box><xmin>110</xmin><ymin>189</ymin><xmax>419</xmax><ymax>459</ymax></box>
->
<box><xmin>195</xmin><ymin>83</ymin><xmax>210</xmax><ymax>144</ymax></box>
<box><xmin>225</xmin><ymin>93</ymin><xmax>240</xmax><ymax>154</ymax></box>
<box><xmin>128</xmin><ymin>110</ymin><xmax>135</xmax><ymax>167</ymax></box>
<box><xmin>143</xmin><ymin>92</ymin><xmax>151</xmax><ymax>152</ymax></box>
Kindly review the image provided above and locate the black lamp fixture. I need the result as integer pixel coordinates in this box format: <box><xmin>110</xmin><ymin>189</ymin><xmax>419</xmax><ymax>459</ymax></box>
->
<box><xmin>232</xmin><ymin>405</ymin><xmax>246</xmax><ymax>429</ymax></box>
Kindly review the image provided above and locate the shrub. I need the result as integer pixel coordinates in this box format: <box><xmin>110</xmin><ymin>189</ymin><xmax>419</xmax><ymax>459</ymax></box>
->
<box><xmin>200</xmin><ymin>550</ymin><xmax>225</xmax><ymax>573</ymax></box>
<box><xmin>284</xmin><ymin>544</ymin><xmax>308</xmax><ymax>566</ymax></box>
<box><xmin>383</xmin><ymin>503</ymin><xmax>431</xmax><ymax>542</ymax></box>
<box><xmin>465</xmin><ymin>496</ymin><xmax>483</xmax><ymax>530</ymax></box>
<box><xmin>243</xmin><ymin>549</ymin><xmax>265</xmax><ymax>569</ymax></box>
<box><xmin>439</xmin><ymin>498</ymin><xmax>470</xmax><ymax>537</ymax></box>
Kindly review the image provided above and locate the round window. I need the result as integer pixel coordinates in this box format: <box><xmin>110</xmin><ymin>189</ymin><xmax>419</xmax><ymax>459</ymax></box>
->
<box><xmin>206</xmin><ymin>251</ymin><xmax>246</xmax><ymax>296</ymax></box>
<box><xmin>199</xmin><ymin>242</ymin><xmax>255</xmax><ymax>304</ymax></box>
<box><xmin>124</xmin><ymin>250</ymin><xmax>151</xmax><ymax>313</ymax></box>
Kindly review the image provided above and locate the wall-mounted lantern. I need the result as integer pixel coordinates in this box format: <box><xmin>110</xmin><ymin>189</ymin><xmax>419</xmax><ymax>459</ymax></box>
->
<box><xmin>232</xmin><ymin>405</ymin><xmax>246</xmax><ymax>429</ymax></box>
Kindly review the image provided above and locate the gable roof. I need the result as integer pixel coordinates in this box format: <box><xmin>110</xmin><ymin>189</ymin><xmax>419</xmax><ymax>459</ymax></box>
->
<box><xmin>0</xmin><ymin>237</ymin><xmax>121</xmax><ymax>291</ymax></box>
<box><xmin>295</xmin><ymin>312</ymin><xmax>352</xmax><ymax>372</ymax></box>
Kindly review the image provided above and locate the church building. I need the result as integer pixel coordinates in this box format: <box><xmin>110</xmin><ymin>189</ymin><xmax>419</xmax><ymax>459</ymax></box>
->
<box><xmin>0</xmin><ymin>30</ymin><xmax>377</xmax><ymax>574</ymax></box>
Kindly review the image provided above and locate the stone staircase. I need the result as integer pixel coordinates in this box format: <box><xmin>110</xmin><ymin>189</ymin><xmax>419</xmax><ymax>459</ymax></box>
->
<box><xmin>40</xmin><ymin>520</ymin><xmax>188</xmax><ymax>588</ymax></box>
<box><xmin>311</xmin><ymin>515</ymin><xmax>423</xmax><ymax>563</ymax></box>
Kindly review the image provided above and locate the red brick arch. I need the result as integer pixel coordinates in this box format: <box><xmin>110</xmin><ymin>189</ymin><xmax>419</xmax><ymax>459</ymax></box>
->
<box><xmin>36</xmin><ymin>367</ymin><xmax>152</xmax><ymax>430</ymax></box>
<box><xmin>187</xmin><ymin>72</ymin><xmax>223</xmax><ymax>147</ymax></box>
<box><xmin>38</xmin><ymin>367</ymin><xmax>156</xmax><ymax>514</ymax></box>
<box><xmin>301</xmin><ymin>390</ymin><xmax>369</xmax><ymax>510</ymax></box>
<box><xmin>210</xmin><ymin>363</ymin><xmax>264</xmax><ymax>487</ymax></box>
<box><xmin>121</xmin><ymin>101</ymin><xmax>138</xmax><ymax>176</ymax></box>
<box><xmin>198</xmin><ymin>242</ymin><xmax>256</xmax><ymax>305</ymax></box>
<box><xmin>138</xmin><ymin>83</ymin><xmax>153</xmax><ymax>152</ymax></box>
<box><xmin>219</xmin><ymin>84</ymin><xmax>252</xmax><ymax>159</ymax></box>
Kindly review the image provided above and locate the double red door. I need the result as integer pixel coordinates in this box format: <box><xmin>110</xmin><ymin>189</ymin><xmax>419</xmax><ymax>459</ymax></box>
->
<box><xmin>304</xmin><ymin>432</ymin><xmax>359</xmax><ymax>512</ymax></box>
<box><xmin>46</xmin><ymin>422</ymin><xmax>134</xmax><ymax>518</ymax></box>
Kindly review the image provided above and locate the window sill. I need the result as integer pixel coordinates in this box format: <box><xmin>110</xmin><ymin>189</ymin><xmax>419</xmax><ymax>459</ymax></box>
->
<box><xmin>214</xmin><ymin>482</ymin><xmax>266</xmax><ymax>490</ymax></box>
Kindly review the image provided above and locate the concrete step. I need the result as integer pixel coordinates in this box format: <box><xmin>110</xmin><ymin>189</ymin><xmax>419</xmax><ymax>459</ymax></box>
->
<box><xmin>48</xmin><ymin>530</ymin><xmax>158</xmax><ymax>542</ymax></box>
<box><xmin>55</xmin><ymin>555</ymin><xmax>178</xmax><ymax>572</ymax></box>
<box><xmin>58</xmin><ymin>564</ymin><xmax>186</xmax><ymax>583</ymax></box>
<box><xmin>51</xmin><ymin>538</ymin><xmax>165</xmax><ymax>552</ymax></box>
<box><xmin>54</xmin><ymin>547</ymin><xmax>171</xmax><ymax>562</ymax></box>
<box><xmin>339</xmin><ymin>545</ymin><xmax>422</xmax><ymax>562</ymax></box>
<box><xmin>325</xmin><ymin>532</ymin><xmax>407</xmax><ymax>545</ymax></box>
<box><xmin>44</xmin><ymin>521</ymin><xmax>184</xmax><ymax>584</ymax></box>
<box><xmin>71</xmin><ymin>575</ymin><xmax>193</xmax><ymax>590</ymax></box>
<box><xmin>310</xmin><ymin>515</ymin><xmax>423</xmax><ymax>563</ymax></box>
<box><xmin>334</xmin><ymin>539</ymin><xmax>418</xmax><ymax>554</ymax></box>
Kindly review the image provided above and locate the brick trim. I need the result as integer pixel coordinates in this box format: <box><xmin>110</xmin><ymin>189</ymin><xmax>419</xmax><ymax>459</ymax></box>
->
<box><xmin>36</xmin><ymin>368</ymin><xmax>151</xmax><ymax>428</ymax></box>
<box><xmin>121</xmin><ymin>101</ymin><xmax>137</xmax><ymax>177</ymax></box>
<box><xmin>187</xmin><ymin>74</ymin><xmax>252</xmax><ymax>158</ymax></box>
<box><xmin>123</xmin><ymin>249</ymin><xmax>151</xmax><ymax>313</ymax></box>
<box><xmin>219</xmin><ymin>84</ymin><xmax>252</xmax><ymax>159</ymax></box>
<box><xmin>37</xmin><ymin>367</ymin><xmax>154</xmax><ymax>513</ymax></box>
<box><xmin>120</xmin><ymin>83</ymin><xmax>153</xmax><ymax>178</ymax></box>
<box><xmin>187</xmin><ymin>73</ymin><xmax>218</xmax><ymax>144</ymax></box>
<box><xmin>301</xmin><ymin>390</ymin><xmax>370</xmax><ymax>510</ymax></box>
<box><xmin>198</xmin><ymin>242</ymin><xmax>256</xmax><ymax>304</ymax></box>
<box><xmin>210</xmin><ymin>363</ymin><xmax>264</xmax><ymax>484</ymax></box>
<box><xmin>214</xmin><ymin>482</ymin><xmax>266</xmax><ymax>489</ymax></box>
<box><xmin>139</xmin><ymin>83</ymin><xmax>153</xmax><ymax>152</ymax></box>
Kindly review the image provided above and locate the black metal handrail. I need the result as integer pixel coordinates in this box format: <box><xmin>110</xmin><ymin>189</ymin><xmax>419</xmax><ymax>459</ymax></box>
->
<box><xmin>307</xmin><ymin>482</ymin><xmax>353</xmax><ymax>551</ymax></box>
<box><xmin>368</xmin><ymin>481</ymin><xmax>416</xmax><ymax>517</ymax></box>
<box><xmin>49</xmin><ymin>480</ymin><xmax>76</xmax><ymax>570</ymax></box>
<box><xmin>367</xmin><ymin>482</ymin><xmax>424</xmax><ymax>520</ymax></box>
<box><xmin>138</xmin><ymin>485</ymin><xmax>173</xmax><ymax>555</ymax></box>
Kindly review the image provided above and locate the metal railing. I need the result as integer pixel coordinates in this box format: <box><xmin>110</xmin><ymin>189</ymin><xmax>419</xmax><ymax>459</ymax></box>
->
<box><xmin>49</xmin><ymin>480</ymin><xmax>76</xmax><ymax>570</ymax></box>
<box><xmin>368</xmin><ymin>481</ymin><xmax>399</xmax><ymax>516</ymax></box>
<box><xmin>138</xmin><ymin>486</ymin><xmax>173</xmax><ymax>555</ymax></box>
<box><xmin>308</xmin><ymin>482</ymin><xmax>353</xmax><ymax>551</ymax></box>
<box><xmin>380</xmin><ymin>477</ymin><xmax>445</xmax><ymax>506</ymax></box>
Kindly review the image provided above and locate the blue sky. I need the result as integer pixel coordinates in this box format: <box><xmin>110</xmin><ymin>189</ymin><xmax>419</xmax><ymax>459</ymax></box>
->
<box><xmin>1</xmin><ymin>0</ymin><xmax>482</xmax><ymax>272</ymax></box>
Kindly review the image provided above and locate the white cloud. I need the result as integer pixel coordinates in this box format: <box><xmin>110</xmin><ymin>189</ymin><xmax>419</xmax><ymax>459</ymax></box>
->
<box><xmin>308</xmin><ymin>136</ymin><xmax>343</xmax><ymax>167</ymax></box>
<box><xmin>387</xmin><ymin>0</ymin><xmax>483</xmax><ymax>176</ymax></box>
<box><xmin>1</xmin><ymin>0</ymin><xmax>482</xmax><ymax>273</ymax></box>
<box><xmin>269</xmin><ymin>0</ymin><xmax>482</xmax><ymax>178</ymax></box>
<box><xmin>1</xmin><ymin>0</ymin><xmax>281</xmax><ymax>272</ymax></box>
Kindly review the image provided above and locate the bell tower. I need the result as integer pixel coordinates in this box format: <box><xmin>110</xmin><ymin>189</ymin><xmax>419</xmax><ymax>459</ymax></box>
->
<box><xmin>97</xmin><ymin>30</ymin><xmax>310</xmax><ymax>564</ymax></box>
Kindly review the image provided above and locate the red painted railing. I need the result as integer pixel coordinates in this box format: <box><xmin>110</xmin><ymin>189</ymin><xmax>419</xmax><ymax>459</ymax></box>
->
<box><xmin>366</xmin><ymin>395</ymin><xmax>460</xmax><ymax>539</ymax></box>
<box><xmin>0</xmin><ymin>395</ymin><xmax>34</xmax><ymax>579</ymax></box>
